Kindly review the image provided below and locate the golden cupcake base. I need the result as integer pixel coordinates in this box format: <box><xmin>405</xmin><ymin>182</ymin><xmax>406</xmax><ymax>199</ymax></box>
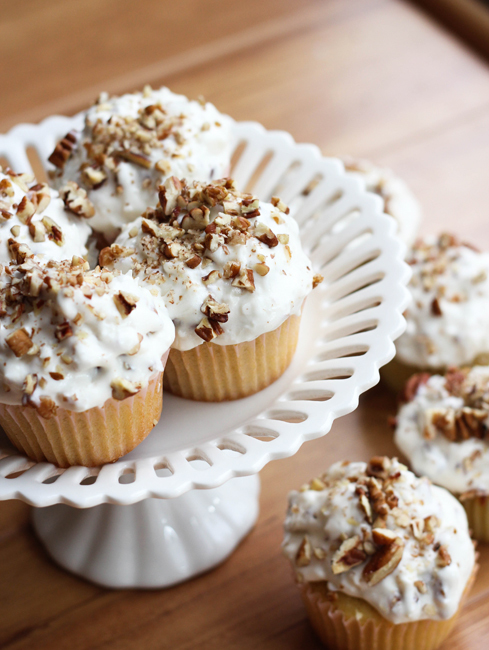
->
<box><xmin>462</xmin><ymin>495</ymin><xmax>489</xmax><ymax>543</ymax></box>
<box><xmin>299</xmin><ymin>567</ymin><xmax>477</xmax><ymax>650</ymax></box>
<box><xmin>0</xmin><ymin>373</ymin><xmax>163</xmax><ymax>468</ymax></box>
<box><xmin>163</xmin><ymin>314</ymin><xmax>301</xmax><ymax>401</ymax></box>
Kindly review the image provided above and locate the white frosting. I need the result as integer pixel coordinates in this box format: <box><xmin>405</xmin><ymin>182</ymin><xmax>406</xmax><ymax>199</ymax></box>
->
<box><xmin>342</xmin><ymin>158</ymin><xmax>421</xmax><ymax>248</ymax></box>
<box><xmin>396</xmin><ymin>235</ymin><xmax>489</xmax><ymax>368</ymax></box>
<box><xmin>0</xmin><ymin>260</ymin><xmax>174</xmax><ymax>412</ymax></box>
<box><xmin>51</xmin><ymin>87</ymin><xmax>233</xmax><ymax>240</ymax></box>
<box><xmin>283</xmin><ymin>459</ymin><xmax>475</xmax><ymax>624</ymax></box>
<box><xmin>0</xmin><ymin>169</ymin><xmax>90</xmax><ymax>262</ymax></box>
<box><xmin>395</xmin><ymin>368</ymin><xmax>489</xmax><ymax>495</ymax></box>
<box><xmin>106</xmin><ymin>180</ymin><xmax>316</xmax><ymax>351</ymax></box>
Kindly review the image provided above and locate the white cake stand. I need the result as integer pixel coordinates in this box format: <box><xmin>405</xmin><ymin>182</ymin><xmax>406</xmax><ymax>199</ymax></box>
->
<box><xmin>0</xmin><ymin>116</ymin><xmax>410</xmax><ymax>588</ymax></box>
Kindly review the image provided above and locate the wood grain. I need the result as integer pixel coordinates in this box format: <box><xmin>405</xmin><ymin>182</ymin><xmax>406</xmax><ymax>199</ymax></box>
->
<box><xmin>2</xmin><ymin>0</ymin><xmax>489</xmax><ymax>648</ymax></box>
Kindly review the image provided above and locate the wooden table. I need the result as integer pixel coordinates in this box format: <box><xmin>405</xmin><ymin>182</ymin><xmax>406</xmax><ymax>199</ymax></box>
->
<box><xmin>2</xmin><ymin>0</ymin><xmax>489</xmax><ymax>647</ymax></box>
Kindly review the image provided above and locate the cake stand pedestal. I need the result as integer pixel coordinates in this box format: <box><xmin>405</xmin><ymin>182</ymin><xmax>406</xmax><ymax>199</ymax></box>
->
<box><xmin>32</xmin><ymin>474</ymin><xmax>260</xmax><ymax>588</ymax></box>
<box><xmin>0</xmin><ymin>116</ymin><xmax>410</xmax><ymax>590</ymax></box>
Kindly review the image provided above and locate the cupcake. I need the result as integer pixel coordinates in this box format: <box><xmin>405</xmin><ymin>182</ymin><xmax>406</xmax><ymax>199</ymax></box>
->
<box><xmin>0</xmin><ymin>253</ymin><xmax>174</xmax><ymax>467</ymax></box>
<box><xmin>0</xmin><ymin>166</ymin><xmax>92</xmax><ymax>262</ymax></box>
<box><xmin>395</xmin><ymin>366</ymin><xmax>489</xmax><ymax>542</ymax></box>
<box><xmin>99</xmin><ymin>177</ymin><xmax>322</xmax><ymax>401</ymax></box>
<box><xmin>383</xmin><ymin>233</ymin><xmax>489</xmax><ymax>391</ymax></box>
<box><xmin>283</xmin><ymin>457</ymin><xmax>476</xmax><ymax>650</ymax></box>
<box><xmin>48</xmin><ymin>86</ymin><xmax>233</xmax><ymax>241</ymax></box>
<box><xmin>342</xmin><ymin>157</ymin><xmax>421</xmax><ymax>248</ymax></box>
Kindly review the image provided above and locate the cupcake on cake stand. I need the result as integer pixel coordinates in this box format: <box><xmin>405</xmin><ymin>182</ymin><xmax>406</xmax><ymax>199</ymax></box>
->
<box><xmin>0</xmin><ymin>117</ymin><xmax>410</xmax><ymax>588</ymax></box>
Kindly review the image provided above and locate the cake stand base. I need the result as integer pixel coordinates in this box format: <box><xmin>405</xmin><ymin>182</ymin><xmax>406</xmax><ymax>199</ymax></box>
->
<box><xmin>31</xmin><ymin>474</ymin><xmax>260</xmax><ymax>589</ymax></box>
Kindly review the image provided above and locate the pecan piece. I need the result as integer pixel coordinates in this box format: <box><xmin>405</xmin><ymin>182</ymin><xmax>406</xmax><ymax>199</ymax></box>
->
<box><xmin>366</xmin><ymin>456</ymin><xmax>391</xmax><ymax>480</ymax></box>
<box><xmin>42</xmin><ymin>216</ymin><xmax>64</xmax><ymax>246</ymax></box>
<box><xmin>6</xmin><ymin>328</ymin><xmax>36</xmax><ymax>357</ymax></box>
<box><xmin>201</xmin><ymin>295</ymin><xmax>230</xmax><ymax>323</ymax></box>
<box><xmin>114</xmin><ymin>292</ymin><xmax>139</xmax><ymax>318</ymax></box>
<box><xmin>271</xmin><ymin>196</ymin><xmax>290</xmax><ymax>214</ymax></box>
<box><xmin>296</xmin><ymin>536</ymin><xmax>312</xmax><ymax>567</ymax></box>
<box><xmin>400</xmin><ymin>372</ymin><xmax>431</xmax><ymax>403</ymax></box>
<box><xmin>37</xmin><ymin>396</ymin><xmax>58</xmax><ymax>419</ymax></box>
<box><xmin>223</xmin><ymin>261</ymin><xmax>241</xmax><ymax>279</ymax></box>
<box><xmin>195</xmin><ymin>316</ymin><xmax>219</xmax><ymax>342</ymax></box>
<box><xmin>59</xmin><ymin>181</ymin><xmax>95</xmax><ymax>219</ymax></box>
<box><xmin>255</xmin><ymin>222</ymin><xmax>278</xmax><ymax>248</ymax></box>
<box><xmin>116</xmin><ymin>149</ymin><xmax>152</xmax><ymax>169</ymax></box>
<box><xmin>331</xmin><ymin>536</ymin><xmax>366</xmax><ymax>574</ymax></box>
<box><xmin>436</xmin><ymin>545</ymin><xmax>452</xmax><ymax>568</ymax></box>
<box><xmin>431</xmin><ymin>297</ymin><xmax>442</xmax><ymax>316</ymax></box>
<box><xmin>232</xmin><ymin>268</ymin><xmax>255</xmax><ymax>292</ymax></box>
<box><xmin>8</xmin><ymin>239</ymin><xmax>33</xmax><ymax>263</ymax></box>
<box><xmin>28</xmin><ymin>219</ymin><xmax>46</xmax><ymax>243</ymax></box>
<box><xmin>312</xmin><ymin>273</ymin><xmax>324</xmax><ymax>289</ymax></box>
<box><xmin>55</xmin><ymin>321</ymin><xmax>73</xmax><ymax>341</ymax></box>
<box><xmin>185</xmin><ymin>255</ymin><xmax>202</xmax><ymax>269</ymax></box>
<box><xmin>362</xmin><ymin>537</ymin><xmax>404</xmax><ymax>586</ymax></box>
<box><xmin>16</xmin><ymin>196</ymin><xmax>36</xmax><ymax>223</ymax></box>
<box><xmin>110</xmin><ymin>377</ymin><xmax>139</xmax><ymax>400</ymax></box>
<box><xmin>48</xmin><ymin>131</ymin><xmax>77</xmax><ymax>168</ymax></box>
<box><xmin>159</xmin><ymin>176</ymin><xmax>183</xmax><ymax>215</ymax></box>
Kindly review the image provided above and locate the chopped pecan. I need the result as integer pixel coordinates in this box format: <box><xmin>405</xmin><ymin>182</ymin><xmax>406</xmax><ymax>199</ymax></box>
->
<box><xmin>372</xmin><ymin>528</ymin><xmax>398</xmax><ymax>546</ymax></box>
<box><xmin>81</xmin><ymin>166</ymin><xmax>107</xmax><ymax>189</ymax></box>
<box><xmin>367</xmin><ymin>477</ymin><xmax>388</xmax><ymax>517</ymax></box>
<box><xmin>159</xmin><ymin>176</ymin><xmax>183</xmax><ymax>215</ymax></box>
<box><xmin>110</xmin><ymin>377</ymin><xmax>139</xmax><ymax>400</ymax></box>
<box><xmin>202</xmin><ymin>270</ymin><xmax>221</xmax><ymax>285</ymax></box>
<box><xmin>312</xmin><ymin>273</ymin><xmax>324</xmax><ymax>289</ymax></box>
<box><xmin>331</xmin><ymin>536</ymin><xmax>366</xmax><ymax>574</ymax></box>
<box><xmin>42</xmin><ymin>216</ymin><xmax>64</xmax><ymax>246</ymax></box>
<box><xmin>296</xmin><ymin>536</ymin><xmax>312</xmax><ymax>567</ymax></box>
<box><xmin>431</xmin><ymin>297</ymin><xmax>442</xmax><ymax>316</ymax></box>
<box><xmin>201</xmin><ymin>295</ymin><xmax>230</xmax><ymax>323</ymax></box>
<box><xmin>114</xmin><ymin>292</ymin><xmax>139</xmax><ymax>318</ymax></box>
<box><xmin>366</xmin><ymin>456</ymin><xmax>391</xmax><ymax>480</ymax></box>
<box><xmin>59</xmin><ymin>181</ymin><xmax>95</xmax><ymax>218</ymax></box>
<box><xmin>363</xmin><ymin>537</ymin><xmax>404</xmax><ymax>586</ymax></box>
<box><xmin>271</xmin><ymin>196</ymin><xmax>290</xmax><ymax>214</ymax></box>
<box><xmin>6</xmin><ymin>328</ymin><xmax>36</xmax><ymax>357</ymax></box>
<box><xmin>48</xmin><ymin>131</ymin><xmax>77</xmax><ymax>168</ymax></box>
<box><xmin>400</xmin><ymin>372</ymin><xmax>431</xmax><ymax>403</ymax></box>
<box><xmin>37</xmin><ymin>396</ymin><xmax>58</xmax><ymax>419</ymax></box>
<box><xmin>8</xmin><ymin>239</ymin><xmax>33</xmax><ymax>263</ymax></box>
<box><xmin>23</xmin><ymin>373</ymin><xmax>38</xmax><ymax>396</ymax></box>
<box><xmin>195</xmin><ymin>316</ymin><xmax>219</xmax><ymax>342</ymax></box>
<box><xmin>356</xmin><ymin>486</ymin><xmax>373</xmax><ymax>523</ymax></box>
<box><xmin>223</xmin><ymin>261</ymin><xmax>241</xmax><ymax>279</ymax></box>
<box><xmin>16</xmin><ymin>196</ymin><xmax>36</xmax><ymax>223</ymax></box>
<box><xmin>55</xmin><ymin>321</ymin><xmax>73</xmax><ymax>341</ymax></box>
<box><xmin>232</xmin><ymin>268</ymin><xmax>255</xmax><ymax>292</ymax></box>
<box><xmin>436</xmin><ymin>545</ymin><xmax>452</xmax><ymax>568</ymax></box>
<box><xmin>115</xmin><ymin>149</ymin><xmax>152</xmax><ymax>168</ymax></box>
<box><xmin>255</xmin><ymin>222</ymin><xmax>278</xmax><ymax>247</ymax></box>
<box><xmin>28</xmin><ymin>219</ymin><xmax>46</xmax><ymax>243</ymax></box>
<box><xmin>254</xmin><ymin>263</ymin><xmax>270</xmax><ymax>276</ymax></box>
<box><xmin>185</xmin><ymin>255</ymin><xmax>202</xmax><ymax>269</ymax></box>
